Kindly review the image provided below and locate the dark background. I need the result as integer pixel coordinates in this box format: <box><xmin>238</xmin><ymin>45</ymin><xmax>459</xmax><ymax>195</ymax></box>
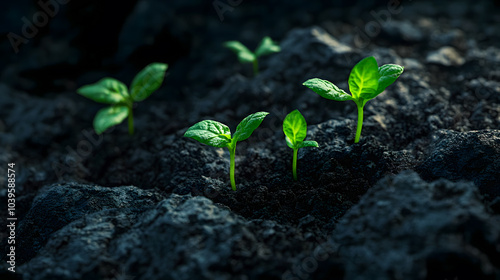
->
<box><xmin>3</xmin><ymin>0</ymin><xmax>496</xmax><ymax>96</ymax></box>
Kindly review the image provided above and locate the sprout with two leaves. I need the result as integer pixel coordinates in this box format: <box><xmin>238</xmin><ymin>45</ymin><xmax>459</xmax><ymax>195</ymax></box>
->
<box><xmin>224</xmin><ymin>36</ymin><xmax>281</xmax><ymax>76</ymax></box>
<box><xmin>184</xmin><ymin>112</ymin><xmax>269</xmax><ymax>190</ymax></box>
<box><xmin>283</xmin><ymin>110</ymin><xmax>318</xmax><ymax>181</ymax></box>
<box><xmin>77</xmin><ymin>63</ymin><xmax>168</xmax><ymax>135</ymax></box>
<box><xmin>303</xmin><ymin>56</ymin><xmax>404</xmax><ymax>143</ymax></box>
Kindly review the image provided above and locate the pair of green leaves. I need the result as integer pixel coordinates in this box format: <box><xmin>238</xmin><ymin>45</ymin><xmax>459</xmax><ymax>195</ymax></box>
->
<box><xmin>283</xmin><ymin>110</ymin><xmax>318</xmax><ymax>181</ymax></box>
<box><xmin>184</xmin><ymin>112</ymin><xmax>269</xmax><ymax>190</ymax></box>
<box><xmin>303</xmin><ymin>56</ymin><xmax>404</xmax><ymax>105</ymax></box>
<box><xmin>224</xmin><ymin>37</ymin><xmax>281</xmax><ymax>64</ymax></box>
<box><xmin>283</xmin><ymin>110</ymin><xmax>318</xmax><ymax>150</ymax></box>
<box><xmin>77</xmin><ymin>63</ymin><xmax>168</xmax><ymax>134</ymax></box>
<box><xmin>184</xmin><ymin>110</ymin><xmax>318</xmax><ymax>185</ymax></box>
<box><xmin>224</xmin><ymin>37</ymin><xmax>281</xmax><ymax>75</ymax></box>
<box><xmin>184</xmin><ymin>112</ymin><xmax>269</xmax><ymax>150</ymax></box>
<box><xmin>303</xmin><ymin>56</ymin><xmax>404</xmax><ymax>143</ymax></box>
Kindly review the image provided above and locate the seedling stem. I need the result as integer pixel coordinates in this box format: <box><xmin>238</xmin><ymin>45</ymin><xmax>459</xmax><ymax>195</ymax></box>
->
<box><xmin>128</xmin><ymin>105</ymin><xmax>134</xmax><ymax>135</ymax></box>
<box><xmin>253</xmin><ymin>59</ymin><xmax>259</xmax><ymax>76</ymax></box>
<box><xmin>292</xmin><ymin>148</ymin><xmax>298</xmax><ymax>181</ymax></box>
<box><xmin>355</xmin><ymin>102</ymin><xmax>364</xmax><ymax>143</ymax></box>
<box><xmin>229</xmin><ymin>145</ymin><xmax>236</xmax><ymax>190</ymax></box>
<box><xmin>282</xmin><ymin>109</ymin><xmax>318</xmax><ymax>181</ymax></box>
<box><xmin>303</xmin><ymin>56</ymin><xmax>403</xmax><ymax>143</ymax></box>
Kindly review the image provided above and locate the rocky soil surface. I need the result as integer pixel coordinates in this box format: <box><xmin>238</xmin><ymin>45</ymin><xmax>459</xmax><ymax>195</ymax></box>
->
<box><xmin>1</xmin><ymin>0</ymin><xmax>499</xmax><ymax>279</ymax></box>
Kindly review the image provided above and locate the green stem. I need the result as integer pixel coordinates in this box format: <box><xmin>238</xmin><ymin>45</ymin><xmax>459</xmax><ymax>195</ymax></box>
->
<box><xmin>293</xmin><ymin>148</ymin><xmax>298</xmax><ymax>181</ymax></box>
<box><xmin>253</xmin><ymin>58</ymin><xmax>258</xmax><ymax>76</ymax></box>
<box><xmin>128</xmin><ymin>105</ymin><xmax>134</xmax><ymax>135</ymax></box>
<box><xmin>355</xmin><ymin>102</ymin><xmax>364</xmax><ymax>143</ymax></box>
<box><xmin>229</xmin><ymin>145</ymin><xmax>236</xmax><ymax>191</ymax></box>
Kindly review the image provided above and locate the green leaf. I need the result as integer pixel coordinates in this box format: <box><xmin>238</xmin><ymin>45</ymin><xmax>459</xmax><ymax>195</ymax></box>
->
<box><xmin>285</xmin><ymin>136</ymin><xmax>294</xmax><ymax>149</ymax></box>
<box><xmin>77</xmin><ymin>78</ymin><xmax>128</xmax><ymax>104</ymax></box>
<box><xmin>255</xmin><ymin>36</ymin><xmax>281</xmax><ymax>57</ymax></box>
<box><xmin>184</xmin><ymin>120</ymin><xmax>232</xmax><ymax>148</ymax></box>
<box><xmin>233</xmin><ymin>111</ymin><xmax>269</xmax><ymax>142</ymax></box>
<box><xmin>130</xmin><ymin>63</ymin><xmax>168</xmax><ymax>102</ymax></box>
<box><xmin>299</xmin><ymin>141</ymin><xmax>319</xmax><ymax>148</ymax></box>
<box><xmin>283</xmin><ymin>110</ymin><xmax>308</xmax><ymax>148</ymax></box>
<box><xmin>303</xmin><ymin>78</ymin><xmax>353</xmax><ymax>101</ymax></box>
<box><xmin>93</xmin><ymin>105</ymin><xmax>129</xmax><ymax>135</ymax></box>
<box><xmin>348</xmin><ymin>56</ymin><xmax>380</xmax><ymax>99</ymax></box>
<box><xmin>224</xmin><ymin>41</ymin><xmax>256</xmax><ymax>64</ymax></box>
<box><xmin>375</xmin><ymin>64</ymin><xmax>404</xmax><ymax>95</ymax></box>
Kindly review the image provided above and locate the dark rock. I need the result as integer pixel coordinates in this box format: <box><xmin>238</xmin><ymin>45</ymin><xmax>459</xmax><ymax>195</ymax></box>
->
<box><xmin>0</xmin><ymin>84</ymin><xmax>79</xmax><ymax>148</ymax></box>
<box><xmin>20</xmin><ymin>194</ymin><xmax>310</xmax><ymax>280</ymax></box>
<box><xmin>115</xmin><ymin>0</ymin><xmax>173</xmax><ymax>62</ymax></box>
<box><xmin>13</xmin><ymin>183</ymin><xmax>162</xmax><ymax>264</ymax></box>
<box><xmin>429</xmin><ymin>29</ymin><xmax>466</xmax><ymax>50</ymax></box>
<box><xmin>268</xmin><ymin>26</ymin><xmax>355</xmax><ymax>75</ymax></box>
<box><xmin>417</xmin><ymin>130</ymin><xmax>500</xmax><ymax>200</ymax></box>
<box><xmin>489</xmin><ymin>197</ymin><xmax>500</xmax><ymax>215</ymax></box>
<box><xmin>382</xmin><ymin>21</ymin><xmax>425</xmax><ymax>43</ymax></box>
<box><xmin>426</xmin><ymin>46</ymin><xmax>465</xmax><ymax>66</ymax></box>
<box><xmin>332</xmin><ymin>171</ymin><xmax>500</xmax><ymax>280</ymax></box>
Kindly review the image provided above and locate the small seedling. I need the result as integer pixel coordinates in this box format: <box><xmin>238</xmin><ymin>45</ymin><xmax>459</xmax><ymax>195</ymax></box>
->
<box><xmin>184</xmin><ymin>112</ymin><xmax>269</xmax><ymax>191</ymax></box>
<box><xmin>77</xmin><ymin>63</ymin><xmax>168</xmax><ymax>135</ymax></box>
<box><xmin>224</xmin><ymin>36</ymin><xmax>281</xmax><ymax>75</ymax></box>
<box><xmin>303</xmin><ymin>56</ymin><xmax>403</xmax><ymax>143</ymax></box>
<box><xmin>283</xmin><ymin>110</ymin><xmax>318</xmax><ymax>181</ymax></box>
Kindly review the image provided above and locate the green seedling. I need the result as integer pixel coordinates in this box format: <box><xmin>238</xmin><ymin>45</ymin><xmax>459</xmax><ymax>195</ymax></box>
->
<box><xmin>303</xmin><ymin>56</ymin><xmax>403</xmax><ymax>143</ymax></box>
<box><xmin>224</xmin><ymin>36</ymin><xmax>281</xmax><ymax>75</ymax></box>
<box><xmin>184</xmin><ymin>112</ymin><xmax>269</xmax><ymax>191</ymax></box>
<box><xmin>77</xmin><ymin>63</ymin><xmax>168</xmax><ymax>135</ymax></box>
<box><xmin>283</xmin><ymin>110</ymin><xmax>318</xmax><ymax>181</ymax></box>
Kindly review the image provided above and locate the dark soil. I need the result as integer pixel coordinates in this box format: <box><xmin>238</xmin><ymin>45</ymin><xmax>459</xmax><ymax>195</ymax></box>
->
<box><xmin>1</xmin><ymin>0</ymin><xmax>499</xmax><ymax>279</ymax></box>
